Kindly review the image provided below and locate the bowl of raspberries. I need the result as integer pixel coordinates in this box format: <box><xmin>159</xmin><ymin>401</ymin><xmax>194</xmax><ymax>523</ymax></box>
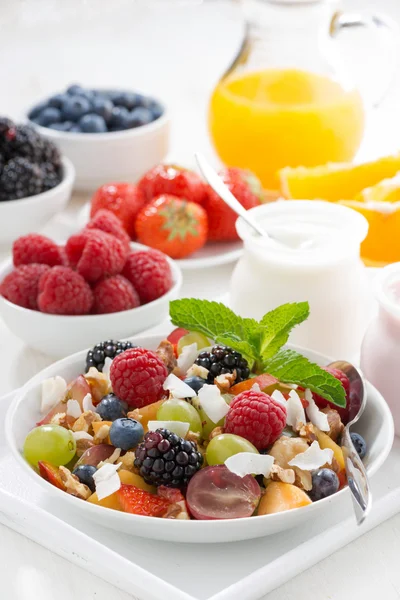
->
<box><xmin>0</xmin><ymin>117</ymin><xmax>75</xmax><ymax>245</ymax></box>
<box><xmin>26</xmin><ymin>85</ymin><xmax>169</xmax><ymax>191</ymax></box>
<box><xmin>0</xmin><ymin>210</ymin><xmax>181</xmax><ymax>357</ymax></box>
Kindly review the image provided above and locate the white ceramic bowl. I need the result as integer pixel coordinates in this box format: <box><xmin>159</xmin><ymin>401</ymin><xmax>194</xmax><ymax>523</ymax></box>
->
<box><xmin>0</xmin><ymin>157</ymin><xmax>74</xmax><ymax>246</ymax></box>
<box><xmin>5</xmin><ymin>335</ymin><xmax>394</xmax><ymax>544</ymax></box>
<box><xmin>28</xmin><ymin>111</ymin><xmax>170</xmax><ymax>191</ymax></box>
<box><xmin>0</xmin><ymin>246</ymin><xmax>181</xmax><ymax>357</ymax></box>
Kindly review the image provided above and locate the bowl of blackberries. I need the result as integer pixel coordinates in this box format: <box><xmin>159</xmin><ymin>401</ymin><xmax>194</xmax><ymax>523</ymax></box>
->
<box><xmin>27</xmin><ymin>84</ymin><xmax>169</xmax><ymax>191</ymax></box>
<box><xmin>0</xmin><ymin>117</ymin><xmax>75</xmax><ymax>245</ymax></box>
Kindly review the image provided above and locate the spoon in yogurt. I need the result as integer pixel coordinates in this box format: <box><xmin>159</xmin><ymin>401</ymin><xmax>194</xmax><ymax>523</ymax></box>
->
<box><xmin>328</xmin><ymin>360</ymin><xmax>371</xmax><ymax>525</ymax></box>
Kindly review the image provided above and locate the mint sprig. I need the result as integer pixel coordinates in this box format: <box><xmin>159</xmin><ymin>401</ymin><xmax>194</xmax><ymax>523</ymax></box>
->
<box><xmin>169</xmin><ymin>298</ymin><xmax>346</xmax><ymax>408</ymax></box>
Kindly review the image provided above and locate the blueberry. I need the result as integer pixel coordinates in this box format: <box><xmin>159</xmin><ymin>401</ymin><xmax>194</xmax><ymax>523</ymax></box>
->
<box><xmin>91</xmin><ymin>97</ymin><xmax>114</xmax><ymax>123</ymax></box>
<box><xmin>109</xmin><ymin>106</ymin><xmax>130</xmax><ymax>130</ymax></box>
<box><xmin>183</xmin><ymin>376</ymin><xmax>207</xmax><ymax>394</ymax></box>
<box><xmin>48</xmin><ymin>121</ymin><xmax>74</xmax><ymax>131</ymax></box>
<box><xmin>79</xmin><ymin>113</ymin><xmax>107</xmax><ymax>133</ymax></box>
<box><xmin>72</xmin><ymin>465</ymin><xmax>97</xmax><ymax>492</ymax></box>
<box><xmin>126</xmin><ymin>107</ymin><xmax>153</xmax><ymax>128</ymax></box>
<box><xmin>67</xmin><ymin>84</ymin><xmax>84</xmax><ymax>95</ymax></box>
<box><xmin>96</xmin><ymin>393</ymin><xmax>128</xmax><ymax>421</ymax></box>
<box><xmin>310</xmin><ymin>468</ymin><xmax>339</xmax><ymax>501</ymax></box>
<box><xmin>149</xmin><ymin>100</ymin><xmax>164</xmax><ymax>120</ymax></box>
<box><xmin>28</xmin><ymin>100</ymin><xmax>49</xmax><ymax>120</ymax></box>
<box><xmin>61</xmin><ymin>96</ymin><xmax>91</xmax><ymax>121</ymax></box>
<box><xmin>48</xmin><ymin>93</ymin><xmax>69</xmax><ymax>109</ymax></box>
<box><xmin>112</xmin><ymin>91</ymin><xmax>139</xmax><ymax>110</ymax></box>
<box><xmin>36</xmin><ymin>107</ymin><xmax>62</xmax><ymax>127</ymax></box>
<box><xmin>109</xmin><ymin>418</ymin><xmax>144</xmax><ymax>451</ymax></box>
<box><xmin>69</xmin><ymin>124</ymin><xmax>82</xmax><ymax>133</ymax></box>
<box><xmin>350</xmin><ymin>433</ymin><xmax>367</xmax><ymax>459</ymax></box>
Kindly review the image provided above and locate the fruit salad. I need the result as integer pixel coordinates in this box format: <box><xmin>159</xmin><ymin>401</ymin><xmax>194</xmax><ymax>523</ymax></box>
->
<box><xmin>23</xmin><ymin>299</ymin><xmax>367</xmax><ymax>520</ymax></box>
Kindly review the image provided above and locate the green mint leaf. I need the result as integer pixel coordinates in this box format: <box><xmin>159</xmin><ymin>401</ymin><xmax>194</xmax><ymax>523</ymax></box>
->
<box><xmin>263</xmin><ymin>348</ymin><xmax>346</xmax><ymax>407</ymax></box>
<box><xmin>169</xmin><ymin>299</ymin><xmax>258</xmax><ymax>359</ymax></box>
<box><xmin>259</xmin><ymin>302</ymin><xmax>310</xmax><ymax>360</ymax></box>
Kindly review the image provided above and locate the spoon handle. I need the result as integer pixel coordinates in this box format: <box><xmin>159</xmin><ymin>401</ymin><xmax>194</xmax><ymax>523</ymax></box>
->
<box><xmin>342</xmin><ymin>426</ymin><xmax>372</xmax><ymax>525</ymax></box>
<box><xmin>194</xmin><ymin>153</ymin><xmax>269</xmax><ymax>239</ymax></box>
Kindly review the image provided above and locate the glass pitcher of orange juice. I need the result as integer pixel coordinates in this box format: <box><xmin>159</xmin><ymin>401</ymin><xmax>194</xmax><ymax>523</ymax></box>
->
<box><xmin>209</xmin><ymin>0</ymin><xmax>398</xmax><ymax>190</ymax></box>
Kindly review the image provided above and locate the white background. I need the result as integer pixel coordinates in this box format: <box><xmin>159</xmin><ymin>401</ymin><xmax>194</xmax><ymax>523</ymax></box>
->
<box><xmin>1</xmin><ymin>0</ymin><xmax>400</xmax><ymax>599</ymax></box>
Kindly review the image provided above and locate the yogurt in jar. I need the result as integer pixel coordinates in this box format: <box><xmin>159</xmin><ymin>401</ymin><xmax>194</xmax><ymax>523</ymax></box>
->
<box><xmin>230</xmin><ymin>200</ymin><xmax>370</xmax><ymax>359</ymax></box>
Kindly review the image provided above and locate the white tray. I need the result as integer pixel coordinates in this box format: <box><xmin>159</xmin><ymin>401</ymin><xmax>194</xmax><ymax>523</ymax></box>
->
<box><xmin>1</xmin><ymin>388</ymin><xmax>400</xmax><ymax>600</ymax></box>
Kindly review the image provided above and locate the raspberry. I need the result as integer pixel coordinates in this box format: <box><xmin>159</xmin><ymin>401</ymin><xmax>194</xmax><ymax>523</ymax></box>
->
<box><xmin>110</xmin><ymin>347</ymin><xmax>168</xmax><ymax>408</ymax></box>
<box><xmin>92</xmin><ymin>275</ymin><xmax>140</xmax><ymax>314</ymax></box>
<box><xmin>86</xmin><ymin>209</ymin><xmax>131</xmax><ymax>251</ymax></box>
<box><xmin>38</xmin><ymin>266</ymin><xmax>93</xmax><ymax>315</ymax></box>
<box><xmin>224</xmin><ymin>390</ymin><xmax>286</xmax><ymax>450</ymax></box>
<box><xmin>13</xmin><ymin>233</ymin><xmax>64</xmax><ymax>267</ymax></box>
<box><xmin>313</xmin><ymin>367</ymin><xmax>351</xmax><ymax>423</ymax></box>
<box><xmin>0</xmin><ymin>263</ymin><xmax>50</xmax><ymax>309</ymax></box>
<box><xmin>65</xmin><ymin>229</ymin><xmax>128</xmax><ymax>283</ymax></box>
<box><xmin>122</xmin><ymin>249</ymin><xmax>172</xmax><ymax>304</ymax></box>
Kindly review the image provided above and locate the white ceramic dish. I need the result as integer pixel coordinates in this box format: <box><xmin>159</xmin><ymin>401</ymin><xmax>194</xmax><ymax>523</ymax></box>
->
<box><xmin>78</xmin><ymin>203</ymin><xmax>243</xmax><ymax>270</ymax></box>
<box><xmin>0</xmin><ymin>246</ymin><xmax>181</xmax><ymax>357</ymax></box>
<box><xmin>28</xmin><ymin>111</ymin><xmax>170</xmax><ymax>191</ymax></box>
<box><xmin>0</xmin><ymin>157</ymin><xmax>75</xmax><ymax>246</ymax></box>
<box><xmin>5</xmin><ymin>333</ymin><xmax>394</xmax><ymax>544</ymax></box>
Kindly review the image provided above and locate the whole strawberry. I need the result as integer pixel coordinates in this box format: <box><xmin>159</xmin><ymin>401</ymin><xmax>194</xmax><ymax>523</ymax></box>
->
<box><xmin>137</xmin><ymin>164</ymin><xmax>207</xmax><ymax>205</ymax></box>
<box><xmin>224</xmin><ymin>389</ymin><xmax>286</xmax><ymax>450</ymax></box>
<box><xmin>203</xmin><ymin>168</ymin><xmax>263</xmax><ymax>241</ymax></box>
<box><xmin>110</xmin><ymin>347</ymin><xmax>168</xmax><ymax>408</ymax></box>
<box><xmin>90</xmin><ymin>183</ymin><xmax>146</xmax><ymax>239</ymax></box>
<box><xmin>135</xmin><ymin>194</ymin><xmax>208</xmax><ymax>259</ymax></box>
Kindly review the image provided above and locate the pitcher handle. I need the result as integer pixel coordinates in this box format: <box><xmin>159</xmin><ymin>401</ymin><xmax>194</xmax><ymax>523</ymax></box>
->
<box><xmin>330</xmin><ymin>11</ymin><xmax>400</xmax><ymax>108</ymax></box>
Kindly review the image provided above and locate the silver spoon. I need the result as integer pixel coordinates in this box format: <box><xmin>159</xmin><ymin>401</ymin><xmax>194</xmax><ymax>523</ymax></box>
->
<box><xmin>328</xmin><ymin>360</ymin><xmax>371</xmax><ymax>525</ymax></box>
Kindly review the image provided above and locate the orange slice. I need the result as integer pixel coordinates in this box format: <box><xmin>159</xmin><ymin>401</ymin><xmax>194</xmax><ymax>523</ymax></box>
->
<box><xmin>279</xmin><ymin>153</ymin><xmax>400</xmax><ymax>201</ymax></box>
<box><xmin>355</xmin><ymin>171</ymin><xmax>400</xmax><ymax>202</ymax></box>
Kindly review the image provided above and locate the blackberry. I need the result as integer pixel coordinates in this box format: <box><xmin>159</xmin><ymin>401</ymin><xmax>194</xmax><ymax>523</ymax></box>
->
<box><xmin>85</xmin><ymin>339</ymin><xmax>136</xmax><ymax>372</ymax></box>
<box><xmin>41</xmin><ymin>161</ymin><xmax>61</xmax><ymax>191</ymax></box>
<box><xmin>0</xmin><ymin>157</ymin><xmax>43</xmax><ymax>200</ymax></box>
<box><xmin>195</xmin><ymin>345</ymin><xmax>250</xmax><ymax>384</ymax></box>
<box><xmin>134</xmin><ymin>429</ymin><xmax>203</xmax><ymax>487</ymax></box>
<box><xmin>5</xmin><ymin>125</ymin><xmax>44</xmax><ymax>163</ymax></box>
<box><xmin>0</xmin><ymin>117</ymin><xmax>14</xmax><ymax>135</ymax></box>
<box><xmin>41</xmin><ymin>138</ymin><xmax>61</xmax><ymax>167</ymax></box>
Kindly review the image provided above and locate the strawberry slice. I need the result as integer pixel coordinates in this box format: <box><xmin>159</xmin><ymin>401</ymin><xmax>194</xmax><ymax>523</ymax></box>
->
<box><xmin>117</xmin><ymin>484</ymin><xmax>170</xmax><ymax>517</ymax></box>
<box><xmin>38</xmin><ymin>461</ymin><xmax>66</xmax><ymax>491</ymax></box>
<box><xmin>230</xmin><ymin>373</ymin><xmax>279</xmax><ymax>396</ymax></box>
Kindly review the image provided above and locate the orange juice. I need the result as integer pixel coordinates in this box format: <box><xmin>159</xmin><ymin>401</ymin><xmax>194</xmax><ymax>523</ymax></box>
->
<box><xmin>209</xmin><ymin>69</ymin><xmax>365</xmax><ymax>189</ymax></box>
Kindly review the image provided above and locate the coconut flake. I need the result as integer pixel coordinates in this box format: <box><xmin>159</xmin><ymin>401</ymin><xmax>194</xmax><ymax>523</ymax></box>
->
<box><xmin>147</xmin><ymin>420</ymin><xmax>190</xmax><ymax>438</ymax></box>
<box><xmin>177</xmin><ymin>343</ymin><xmax>198</xmax><ymax>374</ymax></box>
<box><xmin>198</xmin><ymin>384</ymin><xmax>230</xmax><ymax>424</ymax></box>
<box><xmin>251</xmin><ymin>383</ymin><xmax>262</xmax><ymax>393</ymax></box>
<box><xmin>286</xmin><ymin>390</ymin><xmax>306</xmax><ymax>429</ymax></box>
<box><xmin>66</xmin><ymin>399</ymin><xmax>82</xmax><ymax>419</ymax></box>
<box><xmin>288</xmin><ymin>440</ymin><xmax>334</xmax><ymax>470</ymax></box>
<box><xmin>103</xmin><ymin>357</ymin><xmax>113</xmax><ymax>380</ymax></box>
<box><xmin>41</xmin><ymin>376</ymin><xmax>67</xmax><ymax>414</ymax></box>
<box><xmin>305</xmin><ymin>389</ymin><xmax>330</xmax><ymax>432</ymax></box>
<box><xmin>93</xmin><ymin>462</ymin><xmax>122</xmax><ymax>500</ymax></box>
<box><xmin>271</xmin><ymin>389</ymin><xmax>287</xmax><ymax>408</ymax></box>
<box><xmin>72</xmin><ymin>431</ymin><xmax>93</xmax><ymax>442</ymax></box>
<box><xmin>82</xmin><ymin>393</ymin><xmax>96</xmax><ymax>413</ymax></box>
<box><xmin>163</xmin><ymin>373</ymin><xmax>196</xmax><ymax>399</ymax></box>
<box><xmin>225</xmin><ymin>453</ymin><xmax>275</xmax><ymax>478</ymax></box>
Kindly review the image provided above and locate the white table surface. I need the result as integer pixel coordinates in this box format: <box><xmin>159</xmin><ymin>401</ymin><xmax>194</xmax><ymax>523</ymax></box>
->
<box><xmin>2</xmin><ymin>0</ymin><xmax>400</xmax><ymax>598</ymax></box>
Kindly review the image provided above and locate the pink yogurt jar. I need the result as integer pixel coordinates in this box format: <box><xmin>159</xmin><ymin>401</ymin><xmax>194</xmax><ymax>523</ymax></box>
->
<box><xmin>361</xmin><ymin>263</ymin><xmax>400</xmax><ymax>436</ymax></box>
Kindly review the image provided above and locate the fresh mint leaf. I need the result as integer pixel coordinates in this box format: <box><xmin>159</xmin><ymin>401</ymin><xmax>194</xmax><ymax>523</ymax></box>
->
<box><xmin>263</xmin><ymin>348</ymin><xmax>346</xmax><ymax>407</ymax></box>
<box><xmin>214</xmin><ymin>335</ymin><xmax>259</xmax><ymax>362</ymax></box>
<box><xmin>258</xmin><ymin>302</ymin><xmax>310</xmax><ymax>360</ymax></box>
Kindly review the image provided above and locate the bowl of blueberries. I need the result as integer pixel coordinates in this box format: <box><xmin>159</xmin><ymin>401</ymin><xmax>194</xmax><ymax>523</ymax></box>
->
<box><xmin>27</xmin><ymin>84</ymin><xmax>169</xmax><ymax>190</ymax></box>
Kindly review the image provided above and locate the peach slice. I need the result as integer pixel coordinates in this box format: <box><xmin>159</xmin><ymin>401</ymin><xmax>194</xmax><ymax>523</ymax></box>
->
<box><xmin>258</xmin><ymin>482</ymin><xmax>312</xmax><ymax>515</ymax></box>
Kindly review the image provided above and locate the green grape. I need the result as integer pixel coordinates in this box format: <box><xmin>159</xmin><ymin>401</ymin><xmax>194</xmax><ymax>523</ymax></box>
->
<box><xmin>24</xmin><ymin>425</ymin><xmax>76</xmax><ymax>468</ymax></box>
<box><xmin>206</xmin><ymin>433</ymin><xmax>258</xmax><ymax>466</ymax></box>
<box><xmin>157</xmin><ymin>398</ymin><xmax>202</xmax><ymax>437</ymax></box>
<box><xmin>177</xmin><ymin>332</ymin><xmax>210</xmax><ymax>355</ymax></box>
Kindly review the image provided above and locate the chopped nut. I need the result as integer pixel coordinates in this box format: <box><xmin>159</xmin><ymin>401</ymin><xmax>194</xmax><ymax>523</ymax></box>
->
<box><xmin>156</xmin><ymin>339</ymin><xmax>177</xmax><ymax>373</ymax></box>
<box><xmin>98</xmin><ymin>447</ymin><xmax>121</xmax><ymax>468</ymax></box>
<box><xmin>208</xmin><ymin>426</ymin><xmax>224</xmax><ymax>441</ymax></box>
<box><xmin>269</xmin><ymin>464</ymin><xmax>296</xmax><ymax>484</ymax></box>
<box><xmin>127</xmin><ymin>409</ymin><xmax>142</xmax><ymax>422</ymax></box>
<box><xmin>117</xmin><ymin>451</ymin><xmax>136</xmax><ymax>472</ymax></box>
<box><xmin>186</xmin><ymin>430</ymin><xmax>201</xmax><ymax>444</ymax></box>
<box><xmin>322</xmin><ymin>408</ymin><xmax>344</xmax><ymax>442</ymax></box>
<box><xmin>186</xmin><ymin>363</ymin><xmax>209</xmax><ymax>380</ymax></box>
<box><xmin>72</xmin><ymin>410</ymin><xmax>101</xmax><ymax>433</ymax></box>
<box><xmin>93</xmin><ymin>424</ymin><xmax>111</xmax><ymax>444</ymax></box>
<box><xmin>214</xmin><ymin>371</ymin><xmax>236</xmax><ymax>393</ymax></box>
<box><xmin>163</xmin><ymin>501</ymin><xmax>190</xmax><ymax>520</ymax></box>
<box><xmin>84</xmin><ymin>367</ymin><xmax>111</xmax><ymax>397</ymax></box>
<box><xmin>299</xmin><ymin>422</ymin><xmax>318</xmax><ymax>442</ymax></box>
<box><xmin>269</xmin><ymin>435</ymin><xmax>312</xmax><ymax>491</ymax></box>
<box><xmin>59</xmin><ymin>466</ymin><xmax>91</xmax><ymax>499</ymax></box>
<box><xmin>294</xmin><ymin>467</ymin><xmax>312</xmax><ymax>491</ymax></box>
<box><xmin>50</xmin><ymin>412</ymin><xmax>67</xmax><ymax>427</ymax></box>
<box><xmin>75</xmin><ymin>438</ymin><xmax>94</xmax><ymax>457</ymax></box>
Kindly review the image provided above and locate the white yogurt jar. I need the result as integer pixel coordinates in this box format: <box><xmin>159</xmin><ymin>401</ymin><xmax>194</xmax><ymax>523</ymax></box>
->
<box><xmin>230</xmin><ymin>201</ymin><xmax>370</xmax><ymax>359</ymax></box>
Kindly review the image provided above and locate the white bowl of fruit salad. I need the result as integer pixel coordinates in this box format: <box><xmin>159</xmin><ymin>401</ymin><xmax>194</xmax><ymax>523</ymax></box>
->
<box><xmin>6</xmin><ymin>299</ymin><xmax>394</xmax><ymax>543</ymax></box>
